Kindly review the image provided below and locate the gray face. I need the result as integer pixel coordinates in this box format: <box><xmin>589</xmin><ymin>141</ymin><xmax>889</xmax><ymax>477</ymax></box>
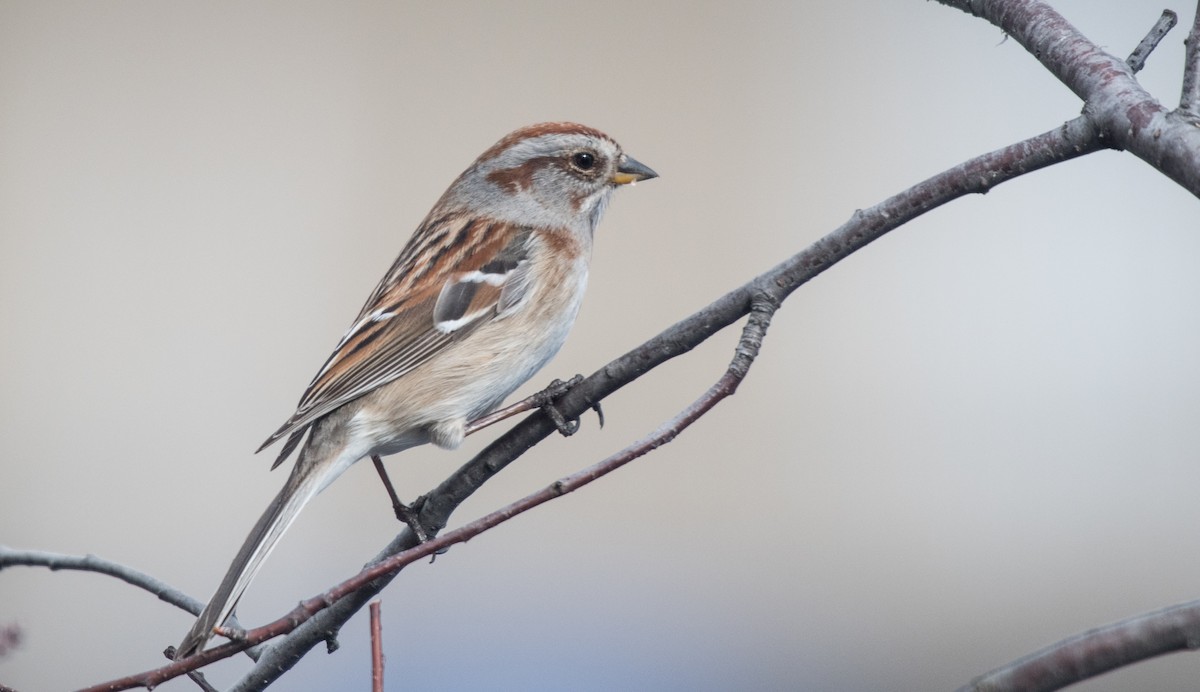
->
<box><xmin>449</xmin><ymin>131</ymin><xmax>625</xmax><ymax>235</ymax></box>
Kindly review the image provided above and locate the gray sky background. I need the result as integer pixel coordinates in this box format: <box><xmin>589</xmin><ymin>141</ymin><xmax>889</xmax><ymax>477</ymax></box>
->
<box><xmin>3</xmin><ymin>2</ymin><xmax>1200</xmax><ymax>690</ymax></box>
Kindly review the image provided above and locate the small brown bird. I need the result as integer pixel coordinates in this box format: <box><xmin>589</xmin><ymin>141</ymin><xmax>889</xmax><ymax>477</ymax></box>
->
<box><xmin>176</xmin><ymin>122</ymin><xmax>656</xmax><ymax>657</ymax></box>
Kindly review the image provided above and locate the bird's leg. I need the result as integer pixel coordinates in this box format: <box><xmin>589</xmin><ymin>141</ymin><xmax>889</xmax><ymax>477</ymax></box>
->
<box><xmin>464</xmin><ymin>375</ymin><xmax>602</xmax><ymax>437</ymax></box>
<box><xmin>371</xmin><ymin>455</ymin><xmax>429</xmax><ymax>543</ymax></box>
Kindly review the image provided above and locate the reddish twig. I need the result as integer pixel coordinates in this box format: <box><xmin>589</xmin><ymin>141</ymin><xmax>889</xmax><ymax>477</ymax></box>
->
<box><xmin>958</xmin><ymin>599</ymin><xmax>1200</xmax><ymax>692</ymax></box>
<box><xmin>369</xmin><ymin>601</ymin><xmax>383</xmax><ymax>692</ymax></box>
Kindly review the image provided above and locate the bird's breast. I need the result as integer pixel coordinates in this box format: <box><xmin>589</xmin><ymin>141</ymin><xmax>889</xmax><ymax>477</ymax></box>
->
<box><xmin>351</xmin><ymin>230</ymin><xmax>590</xmax><ymax>453</ymax></box>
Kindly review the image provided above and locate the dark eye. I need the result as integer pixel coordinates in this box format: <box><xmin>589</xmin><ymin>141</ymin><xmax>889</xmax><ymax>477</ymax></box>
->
<box><xmin>571</xmin><ymin>151</ymin><xmax>596</xmax><ymax>171</ymax></box>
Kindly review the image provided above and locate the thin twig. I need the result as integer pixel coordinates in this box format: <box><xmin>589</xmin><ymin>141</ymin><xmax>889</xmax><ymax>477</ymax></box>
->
<box><xmin>0</xmin><ymin>547</ymin><xmax>201</xmax><ymax>616</ymax></box>
<box><xmin>1126</xmin><ymin>9</ymin><xmax>1177</xmax><ymax>74</ymax></box>
<box><xmin>0</xmin><ymin>547</ymin><xmax>267</xmax><ymax>663</ymax></box>
<box><xmin>369</xmin><ymin>601</ymin><xmax>383</xmax><ymax>692</ymax></box>
<box><xmin>957</xmin><ymin>599</ymin><xmax>1200</xmax><ymax>692</ymax></box>
<box><xmin>1182</xmin><ymin>0</ymin><xmax>1200</xmax><ymax>112</ymax></box>
<box><xmin>183</xmin><ymin>670</ymin><xmax>218</xmax><ymax>692</ymax></box>
<box><xmin>82</xmin><ymin>295</ymin><xmax>781</xmax><ymax>692</ymax></box>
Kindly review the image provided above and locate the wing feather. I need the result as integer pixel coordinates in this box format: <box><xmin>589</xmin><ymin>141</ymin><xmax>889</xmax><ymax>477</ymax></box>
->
<box><xmin>260</xmin><ymin>216</ymin><xmax>534</xmax><ymax>463</ymax></box>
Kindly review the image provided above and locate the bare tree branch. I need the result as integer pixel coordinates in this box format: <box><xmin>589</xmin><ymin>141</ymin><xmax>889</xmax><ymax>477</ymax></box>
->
<box><xmin>0</xmin><ymin>546</ymin><xmax>201</xmax><ymax>616</ymax></box>
<box><xmin>369</xmin><ymin>601</ymin><xmax>383</xmax><ymax>692</ymax></box>
<box><xmin>182</xmin><ymin>669</ymin><xmax>218</xmax><ymax>692</ymax></box>
<box><xmin>1126</xmin><ymin>10</ymin><xmax>1178</xmax><ymax>74</ymax></box>
<box><xmin>1184</xmin><ymin>0</ymin><xmax>1200</xmax><ymax>112</ymax></box>
<box><xmin>0</xmin><ymin>546</ymin><xmax>264</xmax><ymax>664</ymax></box>
<box><xmin>958</xmin><ymin>599</ymin><xmax>1200</xmax><ymax>692</ymax></box>
<box><xmin>938</xmin><ymin>0</ymin><xmax>1200</xmax><ymax>196</ymax></box>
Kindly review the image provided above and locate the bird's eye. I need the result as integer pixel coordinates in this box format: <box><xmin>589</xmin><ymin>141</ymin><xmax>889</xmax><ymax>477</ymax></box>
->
<box><xmin>571</xmin><ymin>151</ymin><xmax>596</xmax><ymax>171</ymax></box>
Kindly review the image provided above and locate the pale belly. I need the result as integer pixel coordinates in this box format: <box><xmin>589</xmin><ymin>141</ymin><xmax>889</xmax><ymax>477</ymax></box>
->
<box><xmin>351</xmin><ymin>255</ymin><xmax>588</xmax><ymax>455</ymax></box>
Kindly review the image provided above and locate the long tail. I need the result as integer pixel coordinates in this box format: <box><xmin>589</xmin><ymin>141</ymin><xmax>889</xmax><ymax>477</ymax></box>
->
<box><xmin>175</xmin><ymin>445</ymin><xmax>348</xmax><ymax>659</ymax></box>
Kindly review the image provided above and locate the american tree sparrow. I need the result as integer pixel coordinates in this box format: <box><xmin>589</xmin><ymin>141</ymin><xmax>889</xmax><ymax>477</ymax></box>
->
<box><xmin>176</xmin><ymin>122</ymin><xmax>656</xmax><ymax>657</ymax></box>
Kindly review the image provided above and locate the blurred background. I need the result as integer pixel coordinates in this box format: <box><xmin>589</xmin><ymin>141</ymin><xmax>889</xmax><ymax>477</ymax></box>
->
<box><xmin>3</xmin><ymin>1</ymin><xmax>1200</xmax><ymax>690</ymax></box>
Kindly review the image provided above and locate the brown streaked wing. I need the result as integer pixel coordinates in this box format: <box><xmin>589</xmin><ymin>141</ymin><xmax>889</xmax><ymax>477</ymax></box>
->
<box><xmin>358</xmin><ymin>213</ymin><xmax>465</xmax><ymax>313</ymax></box>
<box><xmin>432</xmin><ymin>227</ymin><xmax>532</xmax><ymax>330</ymax></box>
<box><xmin>258</xmin><ymin>217</ymin><xmax>532</xmax><ymax>462</ymax></box>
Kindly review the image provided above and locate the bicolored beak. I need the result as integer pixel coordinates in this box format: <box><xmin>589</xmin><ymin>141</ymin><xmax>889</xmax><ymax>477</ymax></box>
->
<box><xmin>611</xmin><ymin>154</ymin><xmax>658</xmax><ymax>185</ymax></box>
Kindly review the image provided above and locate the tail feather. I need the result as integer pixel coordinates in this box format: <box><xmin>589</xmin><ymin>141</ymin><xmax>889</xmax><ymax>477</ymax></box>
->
<box><xmin>175</xmin><ymin>453</ymin><xmax>336</xmax><ymax>659</ymax></box>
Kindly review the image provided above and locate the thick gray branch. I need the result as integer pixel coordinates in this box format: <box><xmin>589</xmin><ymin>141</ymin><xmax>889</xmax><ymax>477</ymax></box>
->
<box><xmin>938</xmin><ymin>0</ymin><xmax>1200</xmax><ymax>196</ymax></box>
